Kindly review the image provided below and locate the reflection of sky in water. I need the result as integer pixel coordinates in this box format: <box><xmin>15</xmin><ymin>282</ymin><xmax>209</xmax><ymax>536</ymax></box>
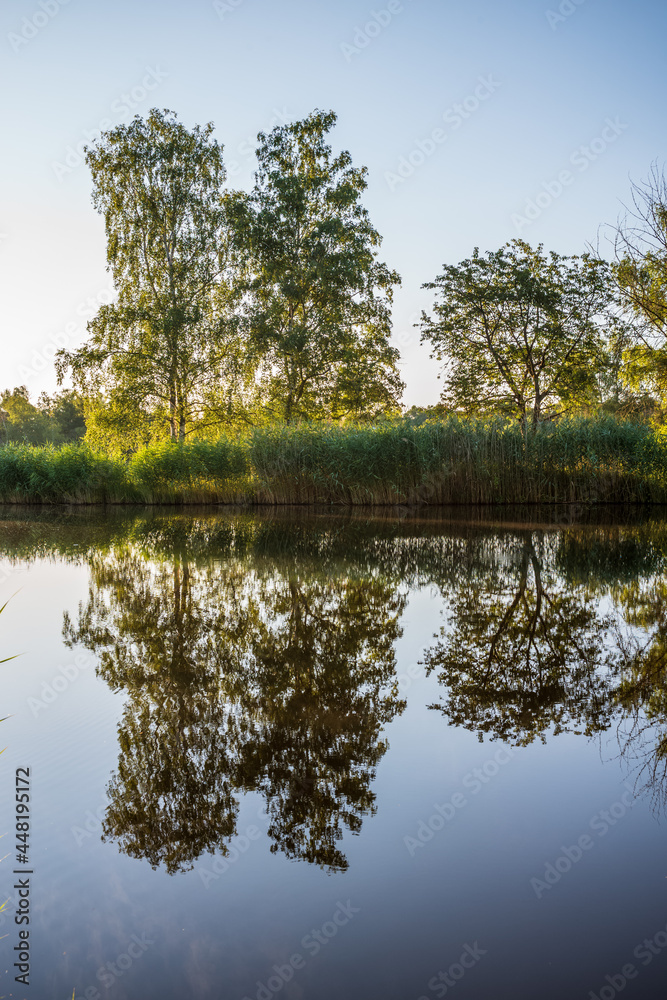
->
<box><xmin>1</xmin><ymin>508</ymin><xmax>667</xmax><ymax>999</ymax></box>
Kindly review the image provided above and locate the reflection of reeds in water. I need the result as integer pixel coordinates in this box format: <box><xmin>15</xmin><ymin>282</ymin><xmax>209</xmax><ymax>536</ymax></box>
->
<box><xmin>0</xmin><ymin>598</ymin><xmax>16</xmax><ymax>739</ymax></box>
<box><xmin>0</xmin><ymin>598</ymin><xmax>16</xmax><ymax>740</ymax></box>
<box><xmin>0</xmin><ymin>598</ymin><xmax>17</xmax><ymax>666</ymax></box>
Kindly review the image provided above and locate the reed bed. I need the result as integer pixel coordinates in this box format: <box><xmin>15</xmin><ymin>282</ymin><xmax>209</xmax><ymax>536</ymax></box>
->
<box><xmin>0</xmin><ymin>416</ymin><xmax>666</xmax><ymax>506</ymax></box>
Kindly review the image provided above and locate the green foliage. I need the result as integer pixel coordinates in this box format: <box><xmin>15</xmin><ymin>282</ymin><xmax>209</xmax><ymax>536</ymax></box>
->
<box><xmin>240</xmin><ymin>109</ymin><xmax>403</xmax><ymax>422</ymax></box>
<box><xmin>37</xmin><ymin>390</ymin><xmax>86</xmax><ymax>442</ymax></box>
<box><xmin>0</xmin><ymin>443</ymin><xmax>131</xmax><ymax>503</ymax></box>
<box><xmin>421</xmin><ymin>240</ymin><xmax>617</xmax><ymax>428</ymax></box>
<box><xmin>2</xmin><ymin>416</ymin><xmax>667</xmax><ymax>505</ymax></box>
<box><xmin>82</xmin><ymin>396</ymin><xmax>169</xmax><ymax>456</ymax></box>
<box><xmin>128</xmin><ymin>438</ymin><xmax>251</xmax><ymax>501</ymax></box>
<box><xmin>1</xmin><ymin>387</ymin><xmax>86</xmax><ymax>445</ymax></box>
<box><xmin>56</xmin><ymin>108</ymin><xmax>248</xmax><ymax>441</ymax></box>
<box><xmin>54</xmin><ymin>108</ymin><xmax>403</xmax><ymax>437</ymax></box>
<box><xmin>248</xmin><ymin>415</ymin><xmax>667</xmax><ymax>504</ymax></box>
<box><xmin>611</xmin><ymin>164</ymin><xmax>667</xmax><ymax>399</ymax></box>
<box><xmin>1</xmin><ymin>386</ymin><xmax>55</xmax><ymax>444</ymax></box>
<box><xmin>613</xmin><ymin>164</ymin><xmax>667</xmax><ymax>337</ymax></box>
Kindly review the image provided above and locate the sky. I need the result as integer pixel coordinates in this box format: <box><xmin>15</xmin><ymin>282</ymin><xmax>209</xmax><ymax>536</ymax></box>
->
<box><xmin>1</xmin><ymin>0</ymin><xmax>666</xmax><ymax>407</ymax></box>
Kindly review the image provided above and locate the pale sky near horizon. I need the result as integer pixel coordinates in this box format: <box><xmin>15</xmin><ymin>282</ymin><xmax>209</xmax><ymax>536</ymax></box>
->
<box><xmin>1</xmin><ymin>0</ymin><xmax>666</xmax><ymax>407</ymax></box>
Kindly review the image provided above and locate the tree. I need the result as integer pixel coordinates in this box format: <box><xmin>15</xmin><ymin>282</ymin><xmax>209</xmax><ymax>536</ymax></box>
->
<box><xmin>81</xmin><ymin>395</ymin><xmax>168</xmax><ymax>456</ymax></box>
<box><xmin>609</xmin><ymin>163</ymin><xmax>667</xmax><ymax>397</ymax></box>
<box><xmin>1</xmin><ymin>386</ymin><xmax>53</xmax><ymax>444</ymax></box>
<box><xmin>420</xmin><ymin>240</ymin><xmax>615</xmax><ymax>429</ymax></box>
<box><xmin>222</xmin><ymin>571</ymin><xmax>405</xmax><ymax>870</ymax></box>
<box><xmin>607</xmin><ymin>575</ymin><xmax>667</xmax><ymax>809</ymax></box>
<box><xmin>423</xmin><ymin>532</ymin><xmax>613</xmax><ymax>744</ymax></box>
<box><xmin>0</xmin><ymin>387</ymin><xmax>86</xmax><ymax>444</ymax></box>
<box><xmin>241</xmin><ymin>109</ymin><xmax>403</xmax><ymax>422</ymax></box>
<box><xmin>56</xmin><ymin>109</ymin><xmax>247</xmax><ymax>442</ymax></box>
<box><xmin>37</xmin><ymin>390</ymin><xmax>86</xmax><ymax>442</ymax></box>
<box><xmin>62</xmin><ymin>526</ymin><xmax>405</xmax><ymax>872</ymax></box>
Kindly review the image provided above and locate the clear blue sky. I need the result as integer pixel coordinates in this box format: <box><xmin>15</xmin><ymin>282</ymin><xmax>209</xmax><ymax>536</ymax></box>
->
<box><xmin>1</xmin><ymin>0</ymin><xmax>665</xmax><ymax>406</ymax></box>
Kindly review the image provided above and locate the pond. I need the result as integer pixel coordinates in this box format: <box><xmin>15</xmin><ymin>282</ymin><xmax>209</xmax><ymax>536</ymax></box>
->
<box><xmin>2</xmin><ymin>505</ymin><xmax>667</xmax><ymax>999</ymax></box>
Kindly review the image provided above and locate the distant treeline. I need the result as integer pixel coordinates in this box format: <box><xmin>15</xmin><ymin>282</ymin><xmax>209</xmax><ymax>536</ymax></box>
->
<box><xmin>0</xmin><ymin>386</ymin><xmax>85</xmax><ymax>445</ymax></box>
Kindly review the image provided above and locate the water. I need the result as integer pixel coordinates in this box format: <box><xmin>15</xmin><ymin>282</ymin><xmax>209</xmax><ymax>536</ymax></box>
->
<box><xmin>2</xmin><ymin>506</ymin><xmax>667</xmax><ymax>999</ymax></box>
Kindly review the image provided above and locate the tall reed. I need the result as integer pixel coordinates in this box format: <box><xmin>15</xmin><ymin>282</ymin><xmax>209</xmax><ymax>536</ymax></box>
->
<box><xmin>0</xmin><ymin>416</ymin><xmax>665</xmax><ymax>506</ymax></box>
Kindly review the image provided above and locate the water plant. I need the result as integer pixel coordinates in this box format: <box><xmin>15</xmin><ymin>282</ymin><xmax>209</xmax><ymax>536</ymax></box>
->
<box><xmin>0</xmin><ymin>415</ymin><xmax>665</xmax><ymax>506</ymax></box>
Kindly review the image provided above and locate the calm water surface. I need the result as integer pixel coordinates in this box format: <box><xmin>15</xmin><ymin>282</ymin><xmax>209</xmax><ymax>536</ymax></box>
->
<box><xmin>2</xmin><ymin>506</ymin><xmax>667</xmax><ymax>999</ymax></box>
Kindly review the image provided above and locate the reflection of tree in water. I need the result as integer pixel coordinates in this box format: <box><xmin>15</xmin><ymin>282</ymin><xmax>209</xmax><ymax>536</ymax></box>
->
<box><xmin>421</xmin><ymin>521</ymin><xmax>667</xmax><ymax>812</ymax></box>
<box><xmin>64</xmin><ymin>547</ymin><xmax>405</xmax><ymax>873</ymax></box>
<box><xmin>424</xmin><ymin>532</ymin><xmax>615</xmax><ymax>745</ymax></box>
<box><xmin>609</xmin><ymin>579</ymin><xmax>667</xmax><ymax>810</ymax></box>
<box><xmin>53</xmin><ymin>512</ymin><xmax>667</xmax><ymax>851</ymax></box>
<box><xmin>223</xmin><ymin>574</ymin><xmax>404</xmax><ymax>870</ymax></box>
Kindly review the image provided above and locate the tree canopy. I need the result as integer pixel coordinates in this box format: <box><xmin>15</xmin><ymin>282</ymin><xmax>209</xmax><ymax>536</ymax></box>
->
<box><xmin>56</xmin><ymin>108</ymin><xmax>248</xmax><ymax>442</ymax></box>
<box><xmin>420</xmin><ymin>240</ymin><xmax>617</xmax><ymax>428</ymax></box>
<box><xmin>53</xmin><ymin>108</ymin><xmax>404</xmax><ymax>438</ymax></box>
<box><xmin>37</xmin><ymin>112</ymin><xmax>667</xmax><ymax>441</ymax></box>
<box><xmin>610</xmin><ymin>164</ymin><xmax>667</xmax><ymax>400</ymax></box>
<box><xmin>0</xmin><ymin>386</ymin><xmax>85</xmax><ymax>444</ymax></box>
<box><xmin>239</xmin><ymin>109</ymin><xmax>404</xmax><ymax>422</ymax></box>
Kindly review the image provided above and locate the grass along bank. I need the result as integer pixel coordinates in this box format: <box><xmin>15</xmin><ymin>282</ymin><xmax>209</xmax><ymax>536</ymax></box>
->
<box><xmin>0</xmin><ymin>416</ymin><xmax>666</xmax><ymax>506</ymax></box>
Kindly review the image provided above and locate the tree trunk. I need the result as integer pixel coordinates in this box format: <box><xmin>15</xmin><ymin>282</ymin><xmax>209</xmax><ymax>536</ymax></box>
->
<box><xmin>531</xmin><ymin>377</ymin><xmax>542</xmax><ymax>433</ymax></box>
<box><xmin>169</xmin><ymin>383</ymin><xmax>177</xmax><ymax>441</ymax></box>
<box><xmin>177</xmin><ymin>386</ymin><xmax>187</xmax><ymax>443</ymax></box>
<box><xmin>531</xmin><ymin>403</ymin><xmax>541</xmax><ymax>432</ymax></box>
